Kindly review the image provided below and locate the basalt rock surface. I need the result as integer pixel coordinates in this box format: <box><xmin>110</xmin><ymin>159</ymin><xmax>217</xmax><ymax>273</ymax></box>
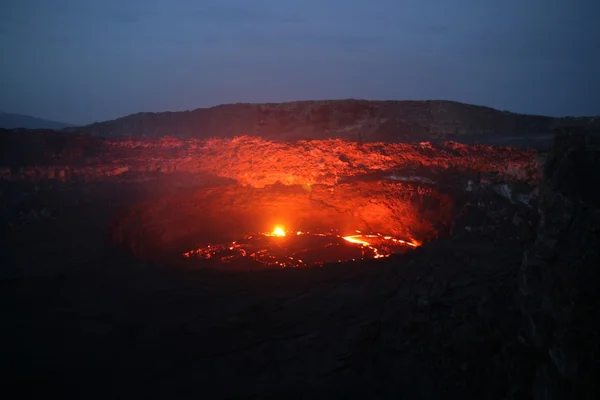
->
<box><xmin>518</xmin><ymin>133</ymin><xmax>600</xmax><ymax>399</ymax></box>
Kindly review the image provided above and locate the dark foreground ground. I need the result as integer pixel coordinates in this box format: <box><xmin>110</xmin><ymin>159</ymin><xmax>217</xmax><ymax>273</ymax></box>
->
<box><xmin>1</xmin><ymin>134</ymin><xmax>599</xmax><ymax>399</ymax></box>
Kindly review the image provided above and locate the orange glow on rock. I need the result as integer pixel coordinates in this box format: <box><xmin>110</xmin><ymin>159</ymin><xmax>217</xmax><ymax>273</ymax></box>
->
<box><xmin>104</xmin><ymin>136</ymin><xmax>540</xmax><ymax>189</ymax></box>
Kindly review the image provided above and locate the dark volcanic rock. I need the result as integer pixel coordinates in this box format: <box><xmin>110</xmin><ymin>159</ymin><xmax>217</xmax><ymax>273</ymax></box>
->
<box><xmin>0</xmin><ymin>129</ymin><xmax>104</xmax><ymax>168</ymax></box>
<box><xmin>69</xmin><ymin>100</ymin><xmax>600</xmax><ymax>141</ymax></box>
<box><xmin>519</xmin><ymin>133</ymin><xmax>600</xmax><ymax>399</ymax></box>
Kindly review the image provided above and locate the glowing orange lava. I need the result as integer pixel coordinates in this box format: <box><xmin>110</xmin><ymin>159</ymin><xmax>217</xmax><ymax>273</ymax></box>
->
<box><xmin>183</xmin><ymin>227</ymin><xmax>420</xmax><ymax>269</ymax></box>
<box><xmin>342</xmin><ymin>233</ymin><xmax>419</xmax><ymax>259</ymax></box>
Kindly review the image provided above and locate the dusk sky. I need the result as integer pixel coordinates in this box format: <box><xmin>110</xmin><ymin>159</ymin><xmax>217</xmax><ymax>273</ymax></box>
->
<box><xmin>1</xmin><ymin>0</ymin><xmax>599</xmax><ymax>125</ymax></box>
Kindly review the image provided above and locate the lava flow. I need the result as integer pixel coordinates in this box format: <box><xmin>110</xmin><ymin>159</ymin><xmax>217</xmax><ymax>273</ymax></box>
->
<box><xmin>183</xmin><ymin>226</ymin><xmax>420</xmax><ymax>269</ymax></box>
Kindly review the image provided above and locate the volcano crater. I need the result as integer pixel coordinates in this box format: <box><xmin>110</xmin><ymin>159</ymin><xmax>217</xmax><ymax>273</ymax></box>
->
<box><xmin>112</xmin><ymin>178</ymin><xmax>457</xmax><ymax>270</ymax></box>
<box><xmin>103</xmin><ymin>137</ymin><xmax>540</xmax><ymax>271</ymax></box>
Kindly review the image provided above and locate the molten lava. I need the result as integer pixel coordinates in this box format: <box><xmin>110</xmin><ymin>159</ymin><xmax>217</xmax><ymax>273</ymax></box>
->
<box><xmin>269</xmin><ymin>226</ymin><xmax>286</xmax><ymax>237</ymax></box>
<box><xmin>183</xmin><ymin>227</ymin><xmax>420</xmax><ymax>269</ymax></box>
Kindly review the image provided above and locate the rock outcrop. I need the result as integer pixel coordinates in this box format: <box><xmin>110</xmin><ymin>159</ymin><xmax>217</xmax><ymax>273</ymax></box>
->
<box><xmin>519</xmin><ymin>133</ymin><xmax>600</xmax><ymax>399</ymax></box>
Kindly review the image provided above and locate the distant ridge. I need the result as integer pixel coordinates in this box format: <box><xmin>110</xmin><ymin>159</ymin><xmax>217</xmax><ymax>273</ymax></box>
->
<box><xmin>70</xmin><ymin>99</ymin><xmax>600</xmax><ymax>142</ymax></box>
<box><xmin>0</xmin><ymin>111</ymin><xmax>74</xmax><ymax>130</ymax></box>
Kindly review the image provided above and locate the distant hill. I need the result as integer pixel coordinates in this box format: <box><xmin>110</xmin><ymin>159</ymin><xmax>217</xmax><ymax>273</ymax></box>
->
<box><xmin>0</xmin><ymin>111</ymin><xmax>74</xmax><ymax>130</ymax></box>
<box><xmin>69</xmin><ymin>100</ymin><xmax>600</xmax><ymax>142</ymax></box>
